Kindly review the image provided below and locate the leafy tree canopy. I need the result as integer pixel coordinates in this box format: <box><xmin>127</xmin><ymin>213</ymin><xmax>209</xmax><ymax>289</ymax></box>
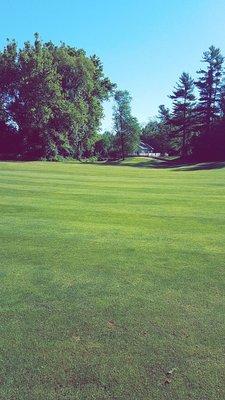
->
<box><xmin>0</xmin><ymin>34</ymin><xmax>115</xmax><ymax>159</ymax></box>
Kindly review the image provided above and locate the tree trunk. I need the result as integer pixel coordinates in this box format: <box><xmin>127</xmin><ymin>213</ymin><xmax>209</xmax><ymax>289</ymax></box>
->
<box><xmin>121</xmin><ymin>133</ymin><xmax>125</xmax><ymax>160</ymax></box>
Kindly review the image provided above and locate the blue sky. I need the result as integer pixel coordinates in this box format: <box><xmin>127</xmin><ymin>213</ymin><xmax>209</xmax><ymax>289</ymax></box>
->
<box><xmin>1</xmin><ymin>0</ymin><xmax>225</xmax><ymax>131</ymax></box>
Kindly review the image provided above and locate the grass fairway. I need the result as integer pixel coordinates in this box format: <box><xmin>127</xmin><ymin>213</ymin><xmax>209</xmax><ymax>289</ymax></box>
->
<box><xmin>1</xmin><ymin>158</ymin><xmax>225</xmax><ymax>400</ymax></box>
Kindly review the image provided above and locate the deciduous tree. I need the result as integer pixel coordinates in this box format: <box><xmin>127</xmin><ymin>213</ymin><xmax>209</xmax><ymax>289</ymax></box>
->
<box><xmin>113</xmin><ymin>90</ymin><xmax>140</xmax><ymax>159</ymax></box>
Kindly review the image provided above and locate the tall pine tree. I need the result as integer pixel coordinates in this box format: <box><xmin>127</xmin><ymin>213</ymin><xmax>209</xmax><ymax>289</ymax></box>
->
<box><xmin>169</xmin><ymin>72</ymin><xmax>196</xmax><ymax>157</ymax></box>
<box><xmin>196</xmin><ymin>46</ymin><xmax>224</xmax><ymax>135</ymax></box>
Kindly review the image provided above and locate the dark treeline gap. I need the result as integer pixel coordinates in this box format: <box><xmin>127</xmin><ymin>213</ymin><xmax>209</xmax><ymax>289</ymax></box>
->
<box><xmin>0</xmin><ymin>35</ymin><xmax>225</xmax><ymax>161</ymax></box>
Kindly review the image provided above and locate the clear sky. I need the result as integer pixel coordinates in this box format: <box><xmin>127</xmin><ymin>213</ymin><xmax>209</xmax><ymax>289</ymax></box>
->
<box><xmin>1</xmin><ymin>0</ymin><xmax>225</xmax><ymax>131</ymax></box>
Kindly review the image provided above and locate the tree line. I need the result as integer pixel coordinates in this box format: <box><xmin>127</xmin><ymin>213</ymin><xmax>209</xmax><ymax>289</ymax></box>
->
<box><xmin>140</xmin><ymin>46</ymin><xmax>225</xmax><ymax>161</ymax></box>
<box><xmin>0</xmin><ymin>36</ymin><xmax>225</xmax><ymax>161</ymax></box>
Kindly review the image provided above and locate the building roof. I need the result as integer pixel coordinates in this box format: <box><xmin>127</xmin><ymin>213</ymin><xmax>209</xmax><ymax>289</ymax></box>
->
<box><xmin>139</xmin><ymin>141</ymin><xmax>155</xmax><ymax>152</ymax></box>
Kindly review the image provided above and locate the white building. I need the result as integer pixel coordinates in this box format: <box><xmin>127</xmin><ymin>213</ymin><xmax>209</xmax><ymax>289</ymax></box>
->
<box><xmin>132</xmin><ymin>141</ymin><xmax>160</xmax><ymax>157</ymax></box>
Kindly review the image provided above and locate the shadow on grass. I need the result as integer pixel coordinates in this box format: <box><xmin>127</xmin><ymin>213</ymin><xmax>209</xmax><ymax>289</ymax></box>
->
<box><xmin>104</xmin><ymin>157</ymin><xmax>177</xmax><ymax>169</ymax></box>
<box><xmin>103</xmin><ymin>157</ymin><xmax>225</xmax><ymax>171</ymax></box>
<box><xmin>176</xmin><ymin>161</ymin><xmax>225</xmax><ymax>171</ymax></box>
<box><xmin>1</xmin><ymin>156</ymin><xmax>225</xmax><ymax>171</ymax></box>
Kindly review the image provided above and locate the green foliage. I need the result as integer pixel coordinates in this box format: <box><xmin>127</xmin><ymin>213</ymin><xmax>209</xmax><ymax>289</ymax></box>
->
<box><xmin>0</xmin><ymin>35</ymin><xmax>115</xmax><ymax>159</ymax></box>
<box><xmin>93</xmin><ymin>131</ymin><xmax>115</xmax><ymax>159</ymax></box>
<box><xmin>154</xmin><ymin>47</ymin><xmax>225</xmax><ymax>160</ymax></box>
<box><xmin>169</xmin><ymin>72</ymin><xmax>196</xmax><ymax>157</ymax></box>
<box><xmin>191</xmin><ymin>46</ymin><xmax>225</xmax><ymax>160</ymax></box>
<box><xmin>1</xmin><ymin>38</ymin><xmax>225</xmax><ymax>162</ymax></box>
<box><xmin>196</xmin><ymin>46</ymin><xmax>224</xmax><ymax>134</ymax></box>
<box><xmin>142</xmin><ymin>106</ymin><xmax>173</xmax><ymax>155</ymax></box>
<box><xmin>113</xmin><ymin>90</ymin><xmax>140</xmax><ymax>159</ymax></box>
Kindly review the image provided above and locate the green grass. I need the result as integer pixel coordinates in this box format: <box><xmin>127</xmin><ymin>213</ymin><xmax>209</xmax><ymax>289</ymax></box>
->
<box><xmin>0</xmin><ymin>157</ymin><xmax>225</xmax><ymax>399</ymax></box>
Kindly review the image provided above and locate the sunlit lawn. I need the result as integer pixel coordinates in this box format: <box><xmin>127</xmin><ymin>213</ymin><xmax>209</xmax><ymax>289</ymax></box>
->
<box><xmin>0</xmin><ymin>158</ymin><xmax>225</xmax><ymax>399</ymax></box>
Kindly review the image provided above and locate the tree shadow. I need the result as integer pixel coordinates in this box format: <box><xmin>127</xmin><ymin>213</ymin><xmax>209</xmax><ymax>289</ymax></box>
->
<box><xmin>175</xmin><ymin>161</ymin><xmax>225</xmax><ymax>171</ymax></box>
<box><xmin>2</xmin><ymin>157</ymin><xmax>224</xmax><ymax>171</ymax></box>
<box><xmin>104</xmin><ymin>157</ymin><xmax>225</xmax><ymax>171</ymax></box>
<box><xmin>104</xmin><ymin>157</ymin><xmax>177</xmax><ymax>169</ymax></box>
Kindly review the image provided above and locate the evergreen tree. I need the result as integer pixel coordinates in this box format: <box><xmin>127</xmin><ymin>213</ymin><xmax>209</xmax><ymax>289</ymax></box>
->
<box><xmin>196</xmin><ymin>46</ymin><xmax>224</xmax><ymax>134</ymax></box>
<box><xmin>158</xmin><ymin>105</ymin><xmax>171</xmax><ymax>125</ymax></box>
<box><xmin>219</xmin><ymin>81</ymin><xmax>225</xmax><ymax>119</ymax></box>
<box><xmin>169</xmin><ymin>72</ymin><xmax>196</xmax><ymax>157</ymax></box>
